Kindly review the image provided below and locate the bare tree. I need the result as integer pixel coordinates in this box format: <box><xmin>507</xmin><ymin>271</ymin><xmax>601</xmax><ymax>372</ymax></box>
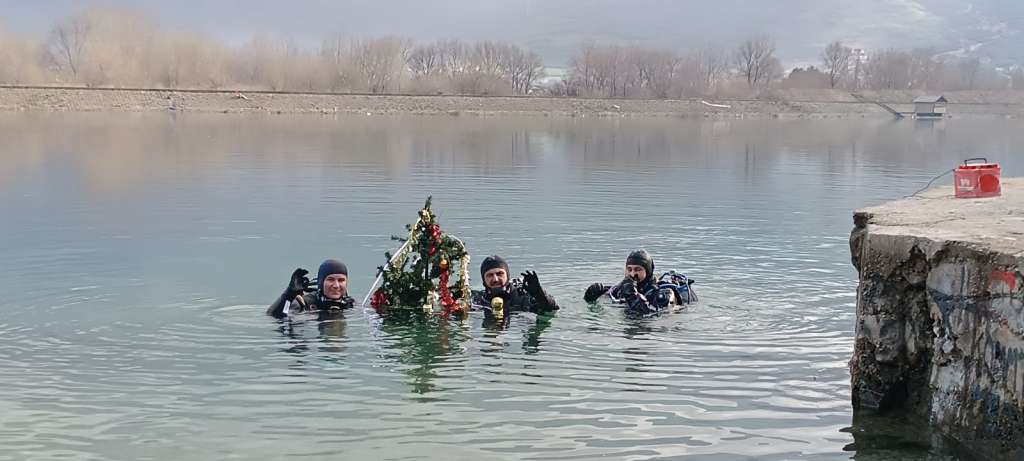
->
<box><xmin>762</xmin><ymin>56</ymin><xmax>784</xmax><ymax>88</ymax></box>
<box><xmin>153</xmin><ymin>32</ymin><xmax>220</xmax><ymax>88</ymax></box>
<box><xmin>908</xmin><ymin>48</ymin><xmax>943</xmax><ymax>90</ymax></box>
<box><xmin>438</xmin><ymin>39</ymin><xmax>467</xmax><ymax>76</ymax></box>
<box><xmin>319</xmin><ymin>35</ymin><xmax>352</xmax><ymax>91</ymax></box>
<box><xmin>568</xmin><ymin>42</ymin><xmax>598</xmax><ymax>95</ymax></box>
<box><xmin>571</xmin><ymin>42</ymin><xmax>730</xmax><ymax>98</ymax></box>
<box><xmin>850</xmin><ymin>48</ymin><xmax>865</xmax><ymax>90</ymax></box>
<box><xmin>407</xmin><ymin>43</ymin><xmax>440</xmax><ymax>77</ymax></box>
<box><xmin>591</xmin><ymin>45</ymin><xmax>620</xmax><ymax>97</ymax></box>
<box><xmin>858</xmin><ymin>48</ymin><xmax>948</xmax><ymax>91</ymax></box>
<box><xmin>504</xmin><ymin>45</ymin><xmax>543</xmax><ymax>95</ymax></box>
<box><xmin>47</xmin><ymin>12</ymin><xmax>93</xmax><ymax>78</ymax></box>
<box><xmin>9</xmin><ymin>8</ymin><xmax>551</xmax><ymax>93</ymax></box>
<box><xmin>520</xmin><ymin>50</ymin><xmax>544</xmax><ymax>94</ymax></box>
<box><xmin>0</xmin><ymin>25</ymin><xmax>45</xmax><ymax>84</ymax></box>
<box><xmin>587</xmin><ymin>45</ymin><xmax>633</xmax><ymax>97</ymax></box>
<box><xmin>234</xmin><ymin>35</ymin><xmax>275</xmax><ymax>88</ymax></box>
<box><xmin>1011</xmin><ymin>67</ymin><xmax>1024</xmax><ymax>91</ymax></box>
<box><xmin>957</xmin><ymin>57</ymin><xmax>981</xmax><ymax>90</ymax></box>
<box><xmin>821</xmin><ymin>41</ymin><xmax>851</xmax><ymax>88</ymax></box>
<box><xmin>350</xmin><ymin>36</ymin><xmax>410</xmax><ymax>93</ymax></box>
<box><xmin>734</xmin><ymin>34</ymin><xmax>776</xmax><ymax>88</ymax></box>
<box><xmin>52</xmin><ymin>9</ymin><xmax>162</xmax><ymax>87</ymax></box>
<box><xmin>615</xmin><ymin>47</ymin><xmax>640</xmax><ymax>97</ymax></box>
<box><xmin>628</xmin><ymin>47</ymin><xmax>678</xmax><ymax>98</ymax></box>
<box><xmin>694</xmin><ymin>43</ymin><xmax>728</xmax><ymax>94</ymax></box>
<box><xmin>863</xmin><ymin>49</ymin><xmax>911</xmax><ymax>90</ymax></box>
<box><xmin>472</xmin><ymin>41</ymin><xmax>506</xmax><ymax>77</ymax></box>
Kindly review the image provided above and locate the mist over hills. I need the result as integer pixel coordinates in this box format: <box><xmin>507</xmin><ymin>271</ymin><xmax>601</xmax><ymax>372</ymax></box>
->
<box><xmin>3</xmin><ymin>0</ymin><xmax>1022</xmax><ymax>68</ymax></box>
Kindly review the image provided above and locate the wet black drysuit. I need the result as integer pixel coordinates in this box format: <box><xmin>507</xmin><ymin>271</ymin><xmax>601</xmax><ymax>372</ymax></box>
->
<box><xmin>583</xmin><ymin>249</ymin><xmax>680</xmax><ymax>316</ymax></box>
<box><xmin>267</xmin><ymin>260</ymin><xmax>355</xmax><ymax>319</ymax></box>
<box><xmin>471</xmin><ymin>255</ymin><xmax>558</xmax><ymax>315</ymax></box>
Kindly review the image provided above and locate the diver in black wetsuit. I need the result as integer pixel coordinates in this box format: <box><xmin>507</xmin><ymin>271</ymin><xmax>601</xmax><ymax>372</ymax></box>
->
<box><xmin>470</xmin><ymin>255</ymin><xmax>558</xmax><ymax>315</ymax></box>
<box><xmin>267</xmin><ymin>259</ymin><xmax>355</xmax><ymax>319</ymax></box>
<box><xmin>583</xmin><ymin>249</ymin><xmax>684</xmax><ymax>316</ymax></box>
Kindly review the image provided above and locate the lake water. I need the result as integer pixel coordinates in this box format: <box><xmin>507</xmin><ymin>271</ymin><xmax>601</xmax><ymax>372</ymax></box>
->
<box><xmin>1</xmin><ymin>113</ymin><xmax>1022</xmax><ymax>461</ymax></box>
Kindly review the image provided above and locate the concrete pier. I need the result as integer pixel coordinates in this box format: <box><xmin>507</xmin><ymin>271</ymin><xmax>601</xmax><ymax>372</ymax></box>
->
<box><xmin>849</xmin><ymin>178</ymin><xmax>1024</xmax><ymax>460</ymax></box>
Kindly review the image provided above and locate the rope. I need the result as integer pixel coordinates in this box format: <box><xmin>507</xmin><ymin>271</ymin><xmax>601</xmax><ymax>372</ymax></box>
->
<box><xmin>905</xmin><ymin>168</ymin><xmax>955</xmax><ymax>198</ymax></box>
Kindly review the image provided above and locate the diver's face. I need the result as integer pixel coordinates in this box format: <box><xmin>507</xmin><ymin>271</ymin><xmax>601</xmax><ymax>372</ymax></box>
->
<box><xmin>484</xmin><ymin>268</ymin><xmax>508</xmax><ymax>289</ymax></box>
<box><xmin>625</xmin><ymin>264</ymin><xmax>647</xmax><ymax>282</ymax></box>
<box><xmin>322</xmin><ymin>274</ymin><xmax>348</xmax><ymax>299</ymax></box>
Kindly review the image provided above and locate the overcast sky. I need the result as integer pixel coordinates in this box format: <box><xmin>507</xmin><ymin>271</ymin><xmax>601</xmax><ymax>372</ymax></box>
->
<box><xmin>3</xmin><ymin>0</ymin><xmax>1022</xmax><ymax>67</ymax></box>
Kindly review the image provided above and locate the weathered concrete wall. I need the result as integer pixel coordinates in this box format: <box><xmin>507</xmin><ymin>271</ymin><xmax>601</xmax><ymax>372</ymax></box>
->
<box><xmin>850</xmin><ymin>178</ymin><xmax>1024</xmax><ymax>460</ymax></box>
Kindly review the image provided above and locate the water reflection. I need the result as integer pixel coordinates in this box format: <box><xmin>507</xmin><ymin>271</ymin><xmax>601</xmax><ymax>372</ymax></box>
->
<box><xmin>522</xmin><ymin>314</ymin><xmax>553</xmax><ymax>354</ymax></box>
<box><xmin>842</xmin><ymin>411</ymin><xmax>964</xmax><ymax>461</ymax></box>
<box><xmin>376</xmin><ymin>315</ymin><xmax>469</xmax><ymax>396</ymax></box>
<box><xmin>273</xmin><ymin>310</ymin><xmax>349</xmax><ymax>358</ymax></box>
<box><xmin>1</xmin><ymin>113</ymin><xmax>1023</xmax><ymax>460</ymax></box>
<box><xmin>2</xmin><ymin>113</ymin><xmax>1021</xmax><ymax>199</ymax></box>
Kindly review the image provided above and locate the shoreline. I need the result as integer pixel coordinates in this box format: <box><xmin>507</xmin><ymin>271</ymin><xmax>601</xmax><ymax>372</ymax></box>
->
<box><xmin>3</xmin><ymin>86</ymin><xmax>1024</xmax><ymax>119</ymax></box>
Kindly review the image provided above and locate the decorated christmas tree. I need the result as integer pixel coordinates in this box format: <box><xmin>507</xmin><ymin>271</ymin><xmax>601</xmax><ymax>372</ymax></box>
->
<box><xmin>369</xmin><ymin>197</ymin><xmax>471</xmax><ymax>317</ymax></box>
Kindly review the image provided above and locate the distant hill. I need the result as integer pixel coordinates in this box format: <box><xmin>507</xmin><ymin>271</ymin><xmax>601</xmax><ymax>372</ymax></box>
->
<box><xmin>514</xmin><ymin>0</ymin><xmax>1024</xmax><ymax>68</ymax></box>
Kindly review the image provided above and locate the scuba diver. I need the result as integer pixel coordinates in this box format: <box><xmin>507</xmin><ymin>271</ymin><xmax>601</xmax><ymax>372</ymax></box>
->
<box><xmin>471</xmin><ymin>255</ymin><xmax>558</xmax><ymax>316</ymax></box>
<box><xmin>267</xmin><ymin>259</ymin><xmax>355</xmax><ymax>319</ymax></box>
<box><xmin>583</xmin><ymin>249</ymin><xmax>697</xmax><ymax>316</ymax></box>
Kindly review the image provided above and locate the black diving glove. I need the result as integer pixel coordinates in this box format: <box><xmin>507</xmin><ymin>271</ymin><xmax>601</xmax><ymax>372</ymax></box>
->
<box><xmin>618</xmin><ymin>277</ymin><xmax>640</xmax><ymax>300</ymax></box>
<box><xmin>521</xmin><ymin>270</ymin><xmax>545</xmax><ymax>299</ymax></box>
<box><xmin>584</xmin><ymin>283</ymin><xmax>608</xmax><ymax>302</ymax></box>
<box><xmin>284</xmin><ymin>268</ymin><xmax>309</xmax><ymax>299</ymax></box>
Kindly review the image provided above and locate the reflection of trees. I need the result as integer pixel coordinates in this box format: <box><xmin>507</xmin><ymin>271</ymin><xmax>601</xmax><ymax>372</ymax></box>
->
<box><xmin>9</xmin><ymin>114</ymin><xmax>1021</xmax><ymax>201</ymax></box>
<box><xmin>377</xmin><ymin>314</ymin><xmax>468</xmax><ymax>395</ymax></box>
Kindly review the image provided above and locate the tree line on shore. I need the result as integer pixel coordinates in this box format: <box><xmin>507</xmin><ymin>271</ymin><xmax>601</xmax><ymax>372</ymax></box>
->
<box><xmin>1</xmin><ymin>8</ymin><xmax>1022</xmax><ymax>98</ymax></box>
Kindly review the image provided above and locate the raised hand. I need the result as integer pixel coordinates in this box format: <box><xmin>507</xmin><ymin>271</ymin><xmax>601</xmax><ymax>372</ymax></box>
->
<box><xmin>521</xmin><ymin>270</ymin><xmax>545</xmax><ymax>299</ymax></box>
<box><xmin>285</xmin><ymin>268</ymin><xmax>309</xmax><ymax>298</ymax></box>
<box><xmin>618</xmin><ymin>277</ymin><xmax>639</xmax><ymax>299</ymax></box>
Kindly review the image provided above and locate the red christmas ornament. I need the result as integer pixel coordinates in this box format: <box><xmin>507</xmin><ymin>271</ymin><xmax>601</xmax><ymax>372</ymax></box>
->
<box><xmin>437</xmin><ymin>269</ymin><xmax>459</xmax><ymax>317</ymax></box>
<box><xmin>370</xmin><ymin>288</ymin><xmax>389</xmax><ymax>308</ymax></box>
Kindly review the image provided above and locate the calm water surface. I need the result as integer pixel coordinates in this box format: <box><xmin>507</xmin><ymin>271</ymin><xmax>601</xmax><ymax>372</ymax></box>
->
<box><xmin>1</xmin><ymin>113</ymin><xmax>1022</xmax><ymax>460</ymax></box>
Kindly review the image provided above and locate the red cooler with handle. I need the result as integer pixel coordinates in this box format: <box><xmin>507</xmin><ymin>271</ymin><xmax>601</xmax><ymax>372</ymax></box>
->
<box><xmin>954</xmin><ymin>158</ymin><xmax>1001</xmax><ymax>198</ymax></box>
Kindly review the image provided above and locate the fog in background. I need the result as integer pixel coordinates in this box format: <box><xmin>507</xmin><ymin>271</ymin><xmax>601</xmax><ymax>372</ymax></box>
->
<box><xmin>2</xmin><ymin>1</ymin><xmax>1024</xmax><ymax>96</ymax></box>
<box><xmin>5</xmin><ymin>0</ymin><xmax>1024</xmax><ymax>67</ymax></box>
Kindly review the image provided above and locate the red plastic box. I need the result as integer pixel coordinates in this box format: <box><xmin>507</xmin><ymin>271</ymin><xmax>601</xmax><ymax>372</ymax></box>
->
<box><xmin>954</xmin><ymin>158</ymin><xmax>1001</xmax><ymax>198</ymax></box>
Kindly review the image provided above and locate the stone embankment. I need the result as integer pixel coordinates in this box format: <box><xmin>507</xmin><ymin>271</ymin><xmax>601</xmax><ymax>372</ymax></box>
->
<box><xmin>850</xmin><ymin>178</ymin><xmax>1023</xmax><ymax>460</ymax></box>
<box><xmin>3</xmin><ymin>86</ymin><xmax>1024</xmax><ymax>118</ymax></box>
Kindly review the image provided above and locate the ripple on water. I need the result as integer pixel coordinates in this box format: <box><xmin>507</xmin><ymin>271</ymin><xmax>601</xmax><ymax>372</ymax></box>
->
<box><xmin>5</xmin><ymin>114</ymin><xmax>1006</xmax><ymax>460</ymax></box>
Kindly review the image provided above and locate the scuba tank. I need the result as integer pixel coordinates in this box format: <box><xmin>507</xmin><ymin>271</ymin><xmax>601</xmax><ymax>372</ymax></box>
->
<box><xmin>656</xmin><ymin>270</ymin><xmax>698</xmax><ymax>304</ymax></box>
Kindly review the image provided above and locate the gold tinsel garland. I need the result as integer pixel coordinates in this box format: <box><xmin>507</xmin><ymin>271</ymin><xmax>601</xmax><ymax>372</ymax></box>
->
<box><xmin>369</xmin><ymin>198</ymin><xmax>470</xmax><ymax>317</ymax></box>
